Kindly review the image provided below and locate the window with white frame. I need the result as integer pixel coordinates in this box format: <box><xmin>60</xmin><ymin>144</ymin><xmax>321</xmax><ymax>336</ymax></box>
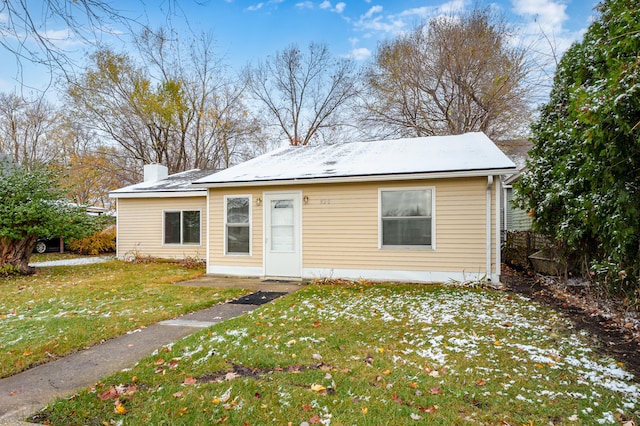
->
<box><xmin>164</xmin><ymin>210</ymin><xmax>201</xmax><ymax>245</ymax></box>
<box><xmin>380</xmin><ymin>188</ymin><xmax>433</xmax><ymax>247</ymax></box>
<box><xmin>225</xmin><ymin>196</ymin><xmax>250</xmax><ymax>254</ymax></box>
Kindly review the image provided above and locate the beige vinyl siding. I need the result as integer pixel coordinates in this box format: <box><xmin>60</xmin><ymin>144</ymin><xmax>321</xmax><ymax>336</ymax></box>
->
<box><xmin>116</xmin><ymin>197</ymin><xmax>206</xmax><ymax>260</ymax></box>
<box><xmin>208</xmin><ymin>176</ymin><xmax>499</xmax><ymax>276</ymax></box>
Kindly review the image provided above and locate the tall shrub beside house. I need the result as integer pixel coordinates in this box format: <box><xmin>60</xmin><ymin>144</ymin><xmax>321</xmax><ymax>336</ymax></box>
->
<box><xmin>516</xmin><ymin>0</ymin><xmax>640</xmax><ymax>301</ymax></box>
<box><xmin>0</xmin><ymin>165</ymin><xmax>92</xmax><ymax>274</ymax></box>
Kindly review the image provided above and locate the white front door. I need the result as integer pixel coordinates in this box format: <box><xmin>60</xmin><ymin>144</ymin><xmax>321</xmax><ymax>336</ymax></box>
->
<box><xmin>264</xmin><ymin>192</ymin><xmax>301</xmax><ymax>278</ymax></box>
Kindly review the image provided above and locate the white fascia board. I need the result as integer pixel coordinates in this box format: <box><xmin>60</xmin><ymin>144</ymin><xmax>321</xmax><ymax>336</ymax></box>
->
<box><xmin>191</xmin><ymin>168</ymin><xmax>518</xmax><ymax>189</ymax></box>
<box><xmin>109</xmin><ymin>190</ymin><xmax>206</xmax><ymax>199</ymax></box>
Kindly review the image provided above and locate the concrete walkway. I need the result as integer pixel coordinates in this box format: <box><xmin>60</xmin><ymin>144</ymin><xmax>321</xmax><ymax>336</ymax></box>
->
<box><xmin>0</xmin><ymin>276</ymin><xmax>303</xmax><ymax>424</ymax></box>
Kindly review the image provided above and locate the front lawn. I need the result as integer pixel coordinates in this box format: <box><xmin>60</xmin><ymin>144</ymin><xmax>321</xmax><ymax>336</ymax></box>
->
<box><xmin>38</xmin><ymin>283</ymin><xmax>639</xmax><ymax>425</ymax></box>
<box><xmin>0</xmin><ymin>260</ymin><xmax>250</xmax><ymax>378</ymax></box>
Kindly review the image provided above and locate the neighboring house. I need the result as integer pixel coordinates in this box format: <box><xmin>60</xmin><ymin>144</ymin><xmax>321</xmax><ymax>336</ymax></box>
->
<box><xmin>109</xmin><ymin>165</ymin><xmax>213</xmax><ymax>260</ymax></box>
<box><xmin>502</xmin><ymin>169</ymin><xmax>533</xmax><ymax>232</ymax></box>
<box><xmin>494</xmin><ymin>139</ymin><xmax>533</xmax><ymax>233</ymax></box>
<box><xmin>189</xmin><ymin>132</ymin><xmax>516</xmax><ymax>283</ymax></box>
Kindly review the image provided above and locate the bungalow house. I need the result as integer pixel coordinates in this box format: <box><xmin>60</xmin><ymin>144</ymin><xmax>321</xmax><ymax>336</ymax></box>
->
<box><xmin>189</xmin><ymin>132</ymin><xmax>516</xmax><ymax>283</ymax></box>
<box><xmin>109</xmin><ymin>165</ymin><xmax>213</xmax><ymax>260</ymax></box>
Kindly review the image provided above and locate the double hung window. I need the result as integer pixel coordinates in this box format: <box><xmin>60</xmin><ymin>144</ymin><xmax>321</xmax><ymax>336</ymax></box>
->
<box><xmin>380</xmin><ymin>188</ymin><xmax>433</xmax><ymax>247</ymax></box>
<box><xmin>226</xmin><ymin>196</ymin><xmax>251</xmax><ymax>254</ymax></box>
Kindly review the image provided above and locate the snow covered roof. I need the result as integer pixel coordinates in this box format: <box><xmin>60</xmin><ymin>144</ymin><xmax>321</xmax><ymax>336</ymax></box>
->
<box><xmin>193</xmin><ymin>132</ymin><xmax>516</xmax><ymax>187</ymax></box>
<box><xmin>110</xmin><ymin>169</ymin><xmax>215</xmax><ymax>198</ymax></box>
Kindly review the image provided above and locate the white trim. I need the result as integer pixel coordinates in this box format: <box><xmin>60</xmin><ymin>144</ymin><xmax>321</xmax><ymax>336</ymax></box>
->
<box><xmin>115</xmin><ymin>198</ymin><xmax>120</xmax><ymax>259</ymax></box>
<box><xmin>223</xmin><ymin>194</ymin><xmax>252</xmax><ymax>256</ymax></box>
<box><xmin>302</xmin><ymin>267</ymin><xmax>491</xmax><ymax>284</ymax></box>
<box><xmin>486</xmin><ymin>176</ymin><xmax>493</xmax><ymax>281</ymax></box>
<box><xmin>205</xmin><ymin>190</ymin><xmax>210</xmax><ymax>269</ymax></box>
<box><xmin>378</xmin><ymin>186</ymin><xmax>436</xmax><ymax>250</ymax></box>
<box><xmin>206</xmin><ymin>265</ymin><xmax>263</xmax><ymax>276</ymax></box>
<box><xmin>495</xmin><ymin>176</ymin><xmax>502</xmax><ymax>280</ymax></box>
<box><xmin>162</xmin><ymin>209</ymin><xmax>203</xmax><ymax>247</ymax></box>
<box><xmin>204</xmin><ymin>265</ymin><xmax>496</xmax><ymax>283</ymax></box>
<box><xmin>192</xmin><ymin>168</ymin><xmax>517</xmax><ymax>189</ymax></box>
<box><xmin>110</xmin><ymin>191</ymin><xmax>206</xmax><ymax>199</ymax></box>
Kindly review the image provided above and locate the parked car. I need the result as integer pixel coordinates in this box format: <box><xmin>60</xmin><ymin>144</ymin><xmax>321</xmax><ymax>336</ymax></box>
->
<box><xmin>33</xmin><ymin>237</ymin><xmax>64</xmax><ymax>253</ymax></box>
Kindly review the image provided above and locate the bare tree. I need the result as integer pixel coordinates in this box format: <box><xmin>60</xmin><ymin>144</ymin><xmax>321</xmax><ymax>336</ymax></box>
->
<box><xmin>244</xmin><ymin>43</ymin><xmax>360</xmax><ymax>146</ymax></box>
<box><xmin>361</xmin><ymin>7</ymin><xmax>531</xmax><ymax>141</ymax></box>
<box><xmin>0</xmin><ymin>0</ymin><xmax>141</xmax><ymax>88</ymax></box>
<box><xmin>66</xmin><ymin>28</ymin><xmax>263</xmax><ymax>176</ymax></box>
<box><xmin>0</xmin><ymin>92</ymin><xmax>62</xmax><ymax>170</ymax></box>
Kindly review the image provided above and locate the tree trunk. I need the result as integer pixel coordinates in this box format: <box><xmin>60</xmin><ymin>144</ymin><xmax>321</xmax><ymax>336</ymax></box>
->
<box><xmin>0</xmin><ymin>236</ymin><xmax>37</xmax><ymax>275</ymax></box>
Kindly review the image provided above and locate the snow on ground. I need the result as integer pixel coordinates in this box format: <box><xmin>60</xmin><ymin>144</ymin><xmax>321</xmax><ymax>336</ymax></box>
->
<box><xmin>178</xmin><ymin>285</ymin><xmax>639</xmax><ymax>424</ymax></box>
<box><xmin>29</xmin><ymin>256</ymin><xmax>113</xmax><ymax>267</ymax></box>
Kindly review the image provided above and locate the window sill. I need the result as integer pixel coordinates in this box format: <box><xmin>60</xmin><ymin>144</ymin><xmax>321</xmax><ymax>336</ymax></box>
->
<box><xmin>380</xmin><ymin>245</ymin><xmax>434</xmax><ymax>250</ymax></box>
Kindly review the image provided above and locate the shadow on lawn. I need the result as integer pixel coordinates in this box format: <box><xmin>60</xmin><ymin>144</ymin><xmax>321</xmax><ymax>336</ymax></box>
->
<box><xmin>502</xmin><ymin>266</ymin><xmax>640</xmax><ymax>379</ymax></box>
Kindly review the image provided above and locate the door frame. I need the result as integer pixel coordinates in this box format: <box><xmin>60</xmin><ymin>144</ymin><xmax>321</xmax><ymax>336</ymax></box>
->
<box><xmin>262</xmin><ymin>190</ymin><xmax>303</xmax><ymax>278</ymax></box>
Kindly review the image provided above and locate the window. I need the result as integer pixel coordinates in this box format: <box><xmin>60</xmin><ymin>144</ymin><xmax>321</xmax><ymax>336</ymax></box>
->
<box><xmin>226</xmin><ymin>196</ymin><xmax>250</xmax><ymax>254</ymax></box>
<box><xmin>380</xmin><ymin>188</ymin><xmax>433</xmax><ymax>247</ymax></box>
<box><xmin>164</xmin><ymin>210</ymin><xmax>201</xmax><ymax>245</ymax></box>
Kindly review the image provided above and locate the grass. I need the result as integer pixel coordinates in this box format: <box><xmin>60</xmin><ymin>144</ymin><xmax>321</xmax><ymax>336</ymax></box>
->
<box><xmin>0</xmin><ymin>259</ymin><xmax>251</xmax><ymax>378</ymax></box>
<box><xmin>36</xmin><ymin>283</ymin><xmax>639</xmax><ymax>425</ymax></box>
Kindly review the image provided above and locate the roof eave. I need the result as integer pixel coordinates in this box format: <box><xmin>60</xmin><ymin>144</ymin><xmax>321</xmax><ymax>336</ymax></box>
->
<box><xmin>109</xmin><ymin>189</ymin><xmax>207</xmax><ymax>199</ymax></box>
<box><xmin>191</xmin><ymin>167</ymin><xmax>517</xmax><ymax>189</ymax></box>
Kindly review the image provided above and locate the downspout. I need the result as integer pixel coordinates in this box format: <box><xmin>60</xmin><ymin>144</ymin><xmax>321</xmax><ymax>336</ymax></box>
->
<box><xmin>495</xmin><ymin>177</ymin><xmax>502</xmax><ymax>282</ymax></box>
<box><xmin>115</xmin><ymin>199</ymin><xmax>119</xmax><ymax>259</ymax></box>
<box><xmin>205</xmin><ymin>190</ymin><xmax>211</xmax><ymax>274</ymax></box>
<box><xmin>486</xmin><ymin>176</ymin><xmax>493</xmax><ymax>282</ymax></box>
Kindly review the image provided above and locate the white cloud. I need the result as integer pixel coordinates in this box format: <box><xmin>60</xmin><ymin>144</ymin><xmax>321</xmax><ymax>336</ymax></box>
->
<box><xmin>319</xmin><ymin>1</ymin><xmax>346</xmax><ymax>13</ymax></box>
<box><xmin>363</xmin><ymin>5</ymin><xmax>383</xmax><ymax>19</ymax></box>
<box><xmin>511</xmin><ymin>0</ymin><xmax>568</xmax><ymax>35</ymax></box>
<box><xmin>348</xmin><ymin>47</ymin><xmax>371</xmax><ymax>60</ymax></box>
<box><xmin>246</xmin><ymin>3</ymin><xmax>264</xmax><ymax>11</ymax></box>
<box><xmin>295</xmin><ymin>1</ymin><xmax>314</xmax><ymax>9</ymax></box>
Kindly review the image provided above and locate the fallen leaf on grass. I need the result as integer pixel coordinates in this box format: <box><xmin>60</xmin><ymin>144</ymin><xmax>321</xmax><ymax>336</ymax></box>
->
<box><xmin>114</xmin><ymin>401</ymin><xmax>127</xmax><ymax>414</ymax></box>
<box><xmin>361</xmin><ymin>407</ymin><xmax>368</xmax><ymax>414</ymax></box>
<box><xmin>392</xmin><ymin>393</ymin><xmax>403</xmax><ymax>404</ymax></box>
<box><xmin>173</xmin><ymin>391</ymin><xmax>184</xmax><ymax>398</ymax></box>
<box><xmin>410</xmin><ymin>413</ymin><xmax>422</xmax><ymax>420</ymax></box>
<box><xmin>476</xmin><ymin>379</ymin><xmax>487</xmax><ymax>386</ymax></box>
<box><xmin>183</xmin><ymin>376</ymin><xmax>197</xmax><ymax>385</ymax></box>
<box><xmin>419</xmin><ymin>406</ymin><xmax>438</xmax><ymax>413</ymax></box>
<box><xmin>308</xmin><ymin>414</ymin><xmax>322</xmax><ymax>424</ymax></box>
<box><xmin>310</xmin><ymin>384</ymin><xmax>326</xmax><ymax>393</ymax></box>
<box><xmin>302</xmin><ymin>403</ymin><xmax>312</xmax><ymax>411</ymax></box>
<box><xmin>429</xmin><ymin>385</ymin><xmax>442</xmax><ymax>395</ymax></box>
<box><xmin>97</xmin><ymin>387</ymin><xmax>119</xmax><ymax>401</ymax></box>
<box><xmin>225</xmin><ymin>372</ymin><xmax>240</xmax><ymax>381</ymax></box>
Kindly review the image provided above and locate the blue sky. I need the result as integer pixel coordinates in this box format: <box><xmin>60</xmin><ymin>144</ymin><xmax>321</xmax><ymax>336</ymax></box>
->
<box><xmin>0</xmin><ymin>0</ymin><xmax>600</xmax><ymax>94</ymax></box>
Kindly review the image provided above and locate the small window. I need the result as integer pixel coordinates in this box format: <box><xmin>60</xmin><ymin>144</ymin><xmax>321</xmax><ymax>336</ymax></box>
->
<box><xmin>380</xmin><ymin>189</ymin><xmax>433</xmax><ymax>247</ymax></box>
<box><xmin>164</xmin><ymin>211</ymin><xmax>201</xmax><ymax>245</ymax></box>
<box><xmin>226</xmin><ymin>196</ymin><xmax>250</xmax><ymax>254</ymax></box>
